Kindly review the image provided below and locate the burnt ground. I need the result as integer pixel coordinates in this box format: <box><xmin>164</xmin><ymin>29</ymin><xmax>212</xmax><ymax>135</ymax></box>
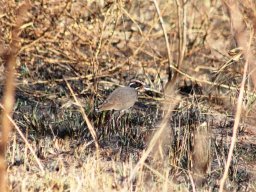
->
<box><xmin>1</xmin><ymin>0</ymin><xmax>256</xmax><ymax>191</ymax></box>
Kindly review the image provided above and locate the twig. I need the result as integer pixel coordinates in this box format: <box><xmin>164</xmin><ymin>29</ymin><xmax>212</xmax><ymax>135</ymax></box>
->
<box><xmin>0</xmin><ymin>1</ymin><xmax>31</xmax><ymax>191</ymax></box>
<box><xmin>64</xmin><ymin>79</ymin><xmax>100</xmax><ymax>151</ymax></box>
<box><xmin>175</xmin><ymin>0</ymin><xmax>187</xmax><ymax>72</ymax></box>
<box><xmin>128</xmin><ymin>92</ymin><xmax>179</xmax><ymax>184</ymax></box>
<box><xmin>219</xmin><ymin>17</ymin><xmax>253</xmax><ymax>192</ymax></box>
<box><xmin>188</xmin><ymin>172</ymin><xmax>196</xmax><ymax>192</ymax></box>
<box><xmin>152</xmin><ymin>0</ymin><xmax>173</xmax><ymax>90</ymax></box>
<box><xmin>0</xmin><ymin>104</ymin><xmax>44</xmax><ymax>172</ymax></box>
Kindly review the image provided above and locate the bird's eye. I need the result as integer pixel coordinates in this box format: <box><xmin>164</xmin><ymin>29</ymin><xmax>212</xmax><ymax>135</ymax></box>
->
<box><xmin>129</xmin><ymin>82</ymin><xmax>142</xmax><ymax>89</ymax></box>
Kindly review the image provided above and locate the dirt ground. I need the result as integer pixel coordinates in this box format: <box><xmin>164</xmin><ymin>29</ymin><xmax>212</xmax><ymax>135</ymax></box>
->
<box><xmin>1</xmin><ymin>0</ymin><xmax>256</xmax><ymax>191</ymax></box>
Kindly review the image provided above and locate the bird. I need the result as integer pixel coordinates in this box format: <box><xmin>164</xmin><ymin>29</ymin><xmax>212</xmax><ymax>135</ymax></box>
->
<box><xmin>97</xmin><ymin>81</ymin><xmax>143</xmax><ymax>112</ymax></box>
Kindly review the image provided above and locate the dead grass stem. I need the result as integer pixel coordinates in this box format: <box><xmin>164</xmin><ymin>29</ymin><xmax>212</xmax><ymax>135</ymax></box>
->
<box><xmin>0</xmin><ymin>103</ymin><xmax>44</xmax><ymax>172</ymax></box>
<box><xmin>152</xmin><ymin>0</ymin><xmax>173</xmax><ymax>88</ymax></box>
<box><xmin>64</xmin><ymin>79</ymin><xmax>100</xmax><ymax>152</ymax></box>
<box><xmin>219</xmin><ymin>1</ymin><xmax>254</xmax><ymax>191</ymax></box>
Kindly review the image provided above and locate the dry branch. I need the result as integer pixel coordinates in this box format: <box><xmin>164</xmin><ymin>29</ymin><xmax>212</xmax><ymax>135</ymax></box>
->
<box><xmin>219</xmin><ymin>0</ymin><xmax>254</xmax><ymax>191</ymax></box>
<box><xmin>0</xmin><ymin>1</ymin><xmax>31</xmax><ymax>191</ymax></box>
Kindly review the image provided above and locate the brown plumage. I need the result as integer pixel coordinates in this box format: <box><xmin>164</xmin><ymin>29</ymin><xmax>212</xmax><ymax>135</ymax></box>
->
<box><xmin>98</xmin><ymin>86</ymin><xmax>138</xmax><ymax>112</ymax></box>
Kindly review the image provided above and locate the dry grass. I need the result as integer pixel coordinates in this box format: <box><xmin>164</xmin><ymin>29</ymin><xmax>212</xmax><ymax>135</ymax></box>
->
<box><xmin>1</xmin><ymin>0</ymin><xmax>256</xmax><ymax>191</ymax></box>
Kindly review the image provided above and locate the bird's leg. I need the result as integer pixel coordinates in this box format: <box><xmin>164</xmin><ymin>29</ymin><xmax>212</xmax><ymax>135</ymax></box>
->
<box><xmin>100</xmin><ymin>111</ymin><xmax>112</xmax><ymax>139</ymax></box>
<box><xmin>116</xmin><ymin>110</ymin><xmax>126</xmax><ymax>122</ymax></box>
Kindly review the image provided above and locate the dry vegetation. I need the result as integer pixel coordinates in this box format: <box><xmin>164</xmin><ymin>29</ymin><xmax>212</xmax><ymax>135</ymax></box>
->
<box><xmin>1</xmin><ymin>0</ymin><xmax>256</xmax><ymax>191</ymax></box>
